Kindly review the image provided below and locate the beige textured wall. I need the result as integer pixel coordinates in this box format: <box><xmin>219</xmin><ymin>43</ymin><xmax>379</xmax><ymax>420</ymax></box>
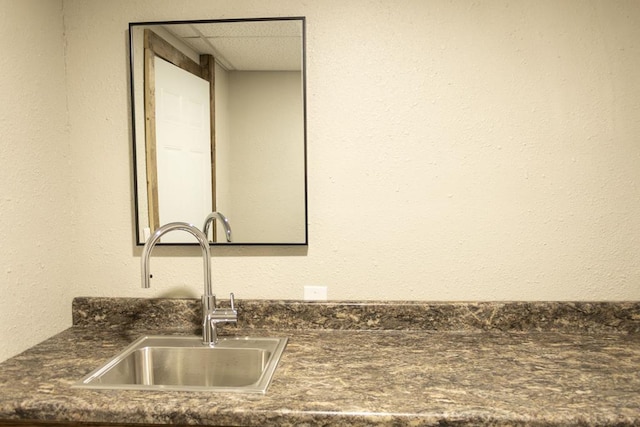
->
<box><xmin>63</xmin><ymin>0</ymin><xmax>640</xmax><ymax>302</ymax></box>
<box><xmin>2</xmin><ymin>0</ymin><xmax>639</xmax><ymax>361</ymax></box>
<box><xmin>0</xmin><ymin>0</ymin><xmax>72</xmax><ymax>361</ymax></box>
<box><xmin>65</xmin><ymin>0</ymin><xmax>640</xmax><ymax>301</ymax></box>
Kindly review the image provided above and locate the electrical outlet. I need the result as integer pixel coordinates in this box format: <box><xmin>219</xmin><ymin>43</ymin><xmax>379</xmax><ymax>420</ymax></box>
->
<box><xmin>304</xmin><ymin>285</ymin><xmax>327</xmax><ymax>301</ymax></box>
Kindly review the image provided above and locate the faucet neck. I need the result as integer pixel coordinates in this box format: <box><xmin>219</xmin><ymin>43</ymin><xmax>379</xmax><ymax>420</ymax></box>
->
<box><xmin>141</xmin><ymin>222</ymin><xmax>212</xmax><ymax>296</ymax></box>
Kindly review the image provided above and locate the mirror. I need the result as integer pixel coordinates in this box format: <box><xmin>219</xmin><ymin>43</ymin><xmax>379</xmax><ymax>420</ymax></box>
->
<box><xmin>130</xmin><ymin>17</ymin><xmax>307</xmax><ymax>245</ymax></box>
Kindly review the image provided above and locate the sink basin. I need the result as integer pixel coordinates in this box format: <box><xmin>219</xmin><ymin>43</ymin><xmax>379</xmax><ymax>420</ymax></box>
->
<box><xmin>73</xmin><ymin>335</ymin><xmax>287</xmax><ymax>393</ymax></box>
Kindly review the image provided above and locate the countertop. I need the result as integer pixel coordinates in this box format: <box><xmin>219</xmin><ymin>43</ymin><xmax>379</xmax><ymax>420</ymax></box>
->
<box><xmin>0</xmin><ymin>298</ymin><xmax>639</xmax><ymax>426</ymax></box>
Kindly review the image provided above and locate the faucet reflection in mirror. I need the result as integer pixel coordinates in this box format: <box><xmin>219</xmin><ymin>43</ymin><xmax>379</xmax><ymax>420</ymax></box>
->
<box><xmin>203</xmin><ymin>211</ymin><xmax>232</xmax><ymax>243</ymax></box>
<box><xmin>141</xmin><ymin>222</ymin><xmax>238</xmax><ymax>346</ymax></box>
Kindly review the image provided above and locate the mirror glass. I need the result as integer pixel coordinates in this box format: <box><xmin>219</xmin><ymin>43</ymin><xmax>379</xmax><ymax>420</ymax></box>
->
<box><xmin>130</xmin><ymin>17</ymin><xmax>307</xmax><ymax>245</ymax></box>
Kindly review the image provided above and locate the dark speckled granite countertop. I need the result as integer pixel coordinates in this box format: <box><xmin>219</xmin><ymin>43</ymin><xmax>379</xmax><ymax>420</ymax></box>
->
<box><xmin>1</xmin><ymin>298</ymin><xmax>639</xmax><ymax>426</ymax></box>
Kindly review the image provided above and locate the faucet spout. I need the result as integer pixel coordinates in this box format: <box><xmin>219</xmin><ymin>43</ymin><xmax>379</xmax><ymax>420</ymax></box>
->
<box><xmin>141</xmin><ymin>222</ymin><xmax>231</xmax><ymax>346</ymax></box>
<box><xmin>141</xmin><ymin>222</ymin><xmax>211</xmax><ymax>295</ymax></box>
<box><xmin>202</xmin><ymin>211</ymin><xmax>232</xmax><ymax>243</ymax></box>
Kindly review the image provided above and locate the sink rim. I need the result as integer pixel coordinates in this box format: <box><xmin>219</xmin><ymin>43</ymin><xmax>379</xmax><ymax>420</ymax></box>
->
<box><xmin>72</xmin><ymin>334</ymin><xmax>288</xmax><ymax>394</ymax></box>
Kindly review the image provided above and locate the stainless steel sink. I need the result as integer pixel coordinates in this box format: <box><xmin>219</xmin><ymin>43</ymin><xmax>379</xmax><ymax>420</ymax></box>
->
<box><xmin>73</xmin><ymin>335</ymin><xmax>287</xmax><ymax>393</ymax></box>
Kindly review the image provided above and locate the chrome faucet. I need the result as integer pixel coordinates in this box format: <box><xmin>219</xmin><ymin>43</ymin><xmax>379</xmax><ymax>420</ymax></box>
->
<box><xmin>141</xmin><ymin>222</ymin><xmax>237</xmax><ymax>346</ymax></box>
<box><xmin>202</xmin><ymin>211</ymin><xmax>233</xmax><ymax>243</ymax></box>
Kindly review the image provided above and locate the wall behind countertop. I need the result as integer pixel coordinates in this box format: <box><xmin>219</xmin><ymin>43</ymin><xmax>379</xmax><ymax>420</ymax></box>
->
<box><xmin>2</xmin><ymin>0</ymin><xmax>639</xmax><ymax>362</ymax></box>
<box><xmin>64</xmin><ymin>0</ymin><xmax>640</xmax><ymax>301</ymax></box>
<box><xmin>0</xmin><ymin>0</ymin><xmax>72</xmax><ymax>362</ymax></box>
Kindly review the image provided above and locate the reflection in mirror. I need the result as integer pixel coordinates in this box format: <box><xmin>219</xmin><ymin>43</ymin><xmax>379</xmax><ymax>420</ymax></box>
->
<box><xmin>130</xmin><ymin>17</ymin><xmax>307</xmax><ymax>245</ymax></box>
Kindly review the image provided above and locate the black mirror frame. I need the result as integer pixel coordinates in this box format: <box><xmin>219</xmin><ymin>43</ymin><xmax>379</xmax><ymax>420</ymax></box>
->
<box><xmin>128</xmin><ymin>17</ymin><xmax>308</xmax><ymax>246</ymax></box>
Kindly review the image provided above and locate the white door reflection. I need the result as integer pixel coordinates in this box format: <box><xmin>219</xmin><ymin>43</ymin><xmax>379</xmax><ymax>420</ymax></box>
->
<box><xmin>155</xmin><ymin>57</ymin><xmax>212</xmax><ymax>243</ymax></box>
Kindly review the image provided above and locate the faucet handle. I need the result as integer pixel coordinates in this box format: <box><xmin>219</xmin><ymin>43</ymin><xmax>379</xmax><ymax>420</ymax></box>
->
<box><xmin>230</xmin><ymin>293</ymin><xmax>235</xmax><ymax>311</ymax></box>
